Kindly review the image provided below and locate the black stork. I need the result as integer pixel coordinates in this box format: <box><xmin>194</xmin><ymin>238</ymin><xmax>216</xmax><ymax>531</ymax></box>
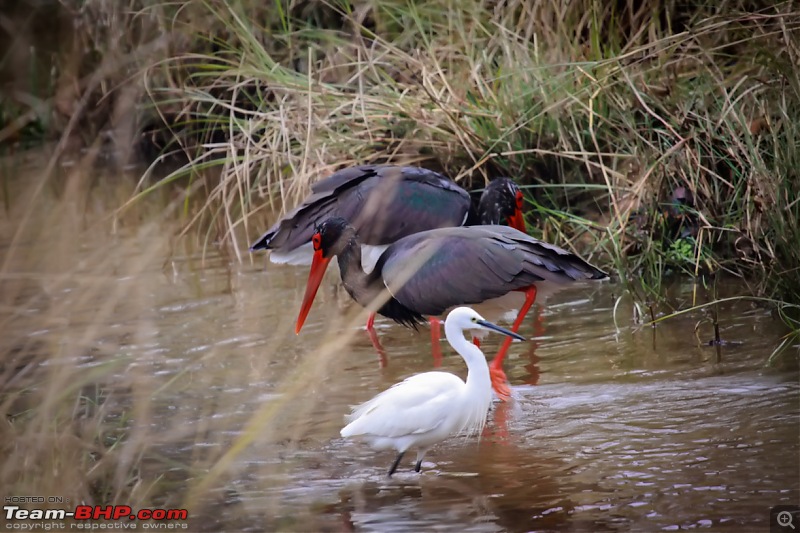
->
<box><xmin>249</xmin><ymin>165</ymin><xmax>526</xmax><ymax>273</ymax></box>
<box><xmin>295</xmin><ymin>217</ymin><xmax>608</xmax><ymax>400</ymax></box>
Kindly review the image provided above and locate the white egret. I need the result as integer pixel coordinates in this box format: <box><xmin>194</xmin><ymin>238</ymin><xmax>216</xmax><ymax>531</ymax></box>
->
<box><xmin>340</xmin><ymin>306</ymin><xmax>526</xmax><ymax>476</ymax></box>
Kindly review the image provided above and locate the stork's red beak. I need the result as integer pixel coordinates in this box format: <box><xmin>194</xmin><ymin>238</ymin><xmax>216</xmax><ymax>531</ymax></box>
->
<box><xmin>508</xmin><ymin>208</ymin><xmax>527</xmax><ymax>232</ymax></box>
<box><xmin>295</xmin><ymin>248</ymin><xmax>332</xmax><ymax>334</ymax></box>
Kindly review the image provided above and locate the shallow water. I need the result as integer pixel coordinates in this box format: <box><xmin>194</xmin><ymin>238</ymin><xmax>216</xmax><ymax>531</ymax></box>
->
<box><xmin>213</xmin><ymin>276</ymin><xmax>798</xmax><ymax>532</ymax></box>
<box><xmin>1</xmin><ymin>157</ymin><xmax>798</xmax><ymax>532</ymax></box>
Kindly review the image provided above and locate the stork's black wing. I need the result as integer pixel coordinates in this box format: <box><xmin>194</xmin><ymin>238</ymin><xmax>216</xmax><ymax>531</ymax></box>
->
<box><xmin>250</xmin><ymin>165</ymin><xmax>470</xmax><ymax>251</ymax></box>
<box><xmin>378</xmin><ymin>226</ymin><xmax>607</xmax><ymax>316</ymax></box>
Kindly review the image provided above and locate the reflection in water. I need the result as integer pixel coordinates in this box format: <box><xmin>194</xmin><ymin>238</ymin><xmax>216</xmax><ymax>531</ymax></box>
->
<box><xmin>1</xmin><ymin>159</ymin><xmax>798</xmax><ymax>532</ymax></box>
<box><xmin>186</xmin><ymin>274</ymin><xmax>797</xmax><ymax>532</ymax></box>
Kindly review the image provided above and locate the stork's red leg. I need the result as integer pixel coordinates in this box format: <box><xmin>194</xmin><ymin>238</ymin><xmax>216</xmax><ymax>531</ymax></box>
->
<box><xmin>490</xmin><ymin>285</ymin><xmax>538</xmax><ymax>401</ymax></box>
<box><xmin>429</xmin><ymin>317</ymin><xmax>443</xmax><ymax>367</ymax></box>
<box><xmin>366</xmin><ymin>312</ymin><xmax>388</xmax><ymax>368</ymax></box>
<box><xmin>473</xmin><ymin>337</ymin><xmax>481</xmax><ymax>348</ymax></box>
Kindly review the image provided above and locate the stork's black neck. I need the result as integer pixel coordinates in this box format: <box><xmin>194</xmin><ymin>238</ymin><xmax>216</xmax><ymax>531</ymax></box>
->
<box><xmin>334</xmin><ymin>239</ymin><xmax>426</xmax><ymax>329</ymax></box>
<box><xmin>334</xmin><ymin>237</ymin><xmax>383</xmax><ymax>308</ymax></box>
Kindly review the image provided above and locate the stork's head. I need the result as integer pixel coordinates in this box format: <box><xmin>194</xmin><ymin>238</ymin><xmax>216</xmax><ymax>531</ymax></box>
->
<box><xmin>295</xmin><ymin>217</ymin><xmax>359</xmax><ymax>334</ymax></box>
<box><xmin>478</xmin><ymin>178</ymin><xmax>526</xmax><ymax>232</ymax></box>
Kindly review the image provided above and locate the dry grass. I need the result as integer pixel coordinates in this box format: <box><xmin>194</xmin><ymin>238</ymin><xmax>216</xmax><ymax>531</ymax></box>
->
<box><xmin>2</xmin><ymin>151</ymin><xmax>553</xmax><ymax>525</ymax></box>
<box><xmin>3</xmin><ymin>1</ymin><xmax>798</xmax><ymax>304</ymax></box>
<box><xmin>126</xmin><ymin>0</ymin><xmax>800</xmax><ymax>306</ymax></box>
<box><xmin>2</xmin><ymin>1</ymin><xmax>798</xmax><ymax>523</ymax></box>
<box><xmin>0</xmin><ymin>150</ymin><xmax>371</xmax><ymax>523</ymax></box>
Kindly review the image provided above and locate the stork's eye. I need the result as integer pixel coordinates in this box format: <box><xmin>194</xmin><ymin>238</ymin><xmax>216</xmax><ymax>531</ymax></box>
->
<box><xmin>312</xmin><ymin>233</ymin><xmax>322</xmax><ymax>251</ymax></box>
<box><xmin>515</xmin><ymin>190</ymin><xmax>524</xmax><ymax>210</ymax></box>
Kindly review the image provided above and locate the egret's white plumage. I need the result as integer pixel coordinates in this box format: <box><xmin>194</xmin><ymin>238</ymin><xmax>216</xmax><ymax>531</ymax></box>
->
<box><xmin>340</xmin><ymin>306</ymin><xmax>525</xmax><ymax>476</ymax></box>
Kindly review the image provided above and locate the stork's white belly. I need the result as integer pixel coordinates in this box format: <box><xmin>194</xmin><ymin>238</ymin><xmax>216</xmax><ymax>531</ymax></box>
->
<box><xmin>360</xmin><ymin>245</ymin><xmax>389</xmax><ymax>274</ymax></box>
<box><xmin>270</xmin><ymin>243</ymin><xmax>387</xmax><ymax>274</ymax></box>
<box><xmin>269</xmin><ymin>242</ymin><xmax>314</xmax><ymax>265</ymax></box>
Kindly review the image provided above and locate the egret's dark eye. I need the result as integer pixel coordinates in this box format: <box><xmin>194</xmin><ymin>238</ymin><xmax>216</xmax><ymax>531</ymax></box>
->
<box><xmin>515</xmin><ymin>190</ymin><xmax>524</xmax><ymax>210</ymax></box>
<box><xmin>471</xmin><ymin>317</ymin><xmax>477</xmax><ymax>323</ymax></box>
<box><xmin>312</xmin><ymin>233</ymin><xmax>322</xmax><ymax>251</ymax></box>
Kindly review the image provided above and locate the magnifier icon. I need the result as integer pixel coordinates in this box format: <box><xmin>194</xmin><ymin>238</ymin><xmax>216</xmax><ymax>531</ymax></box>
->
<box><xmin>778</xmin><ymin>511</ymin><xmax>796</xmax><ymax>530</ymax></box>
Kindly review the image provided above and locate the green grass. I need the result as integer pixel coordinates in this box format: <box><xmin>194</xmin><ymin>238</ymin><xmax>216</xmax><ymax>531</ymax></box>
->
<box><xmin>3</xmin><ymin>1</ymin><xmax>799</xmax><ymax>304</ymax></box>
<box><xmin>2</xmin><ymin>1</ymin><xmax>799</xmax><ymax>522</ymax></box>
<box><xmin>126</xmin><ymin>0</ymin><xmax>800</xmax><ymax>310</ymax></box>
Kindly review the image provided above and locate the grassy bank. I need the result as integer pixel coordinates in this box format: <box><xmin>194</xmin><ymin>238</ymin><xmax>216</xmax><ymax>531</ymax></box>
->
<box><xmin>143</xmin><ymin>0</ymin><xmax>800</xmax><ymax>309</ymax></box>
<box><xmin>1</xmin><ymin>0</ymin><xmax>799</xmax><ymax>524</ymax></box>
<box><xmin>3</xmin><ymin>1</ymin><xmax>799</xmax><ymax>307</ymax></box>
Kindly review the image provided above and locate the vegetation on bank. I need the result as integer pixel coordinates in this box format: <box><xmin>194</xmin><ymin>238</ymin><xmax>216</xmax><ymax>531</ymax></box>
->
<box><xmin>1</xmin><ymin>0</ymin><xmax>798</xmax><ymax>523</ymax></box>
<box><xmin>1</xmin><ymin>0</ymin><xmax>798</xmax><ymax>308</ymax></box>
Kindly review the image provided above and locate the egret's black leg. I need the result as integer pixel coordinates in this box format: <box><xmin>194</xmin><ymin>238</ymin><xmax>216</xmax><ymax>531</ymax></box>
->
<box><xmin>388</xmin><ymin>452</ymin><xmax>405</xmax><ymax>477</ymax></box>
<box><xmin>414</xmin><ymin>459</ymin><xmax>422</xmax><ymax>473</ymax></box>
